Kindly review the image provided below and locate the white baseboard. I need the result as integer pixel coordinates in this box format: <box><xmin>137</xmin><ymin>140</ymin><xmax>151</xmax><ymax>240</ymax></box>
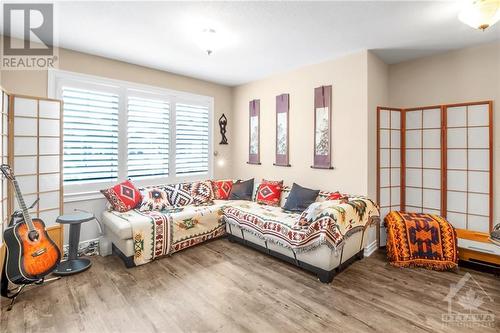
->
<box><xmin>364</xmin><ymin>240</ymin><xmax>378</xmax><ymax>257</ymax></box>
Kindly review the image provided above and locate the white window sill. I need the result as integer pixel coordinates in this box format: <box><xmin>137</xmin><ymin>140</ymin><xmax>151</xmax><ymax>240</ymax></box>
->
<box><xmin>64</xmin><ymin>191</ymin><xmax>104</xmax><ymax>203</ymax></box>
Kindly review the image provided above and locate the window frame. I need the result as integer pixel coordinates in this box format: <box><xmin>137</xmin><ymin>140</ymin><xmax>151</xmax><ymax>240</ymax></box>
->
<box><xmin>48</xmin><ymin>69</ymin><xmax>214</xmax><ymax>197</ymax></box>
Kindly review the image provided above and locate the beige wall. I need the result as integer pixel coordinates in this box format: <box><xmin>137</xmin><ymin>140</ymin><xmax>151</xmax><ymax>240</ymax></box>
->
<box><xmin>1</xmin><ymin>44</ymin><xmax>233</xmax><ymax>179</ymax></box>
<box><xmin>232</xmin><ymin>51</ymin><xmax>372</xmax><ymax>195</ymax></box>
<box><xmin>388</xmin><ymin>41</ymin><xmax>500</xmax><ymax>225</ymax></box>
<box><xmin>367</xmin><ymin>51</ymin><xmax>389</xmax><ymax>199</ymax></box>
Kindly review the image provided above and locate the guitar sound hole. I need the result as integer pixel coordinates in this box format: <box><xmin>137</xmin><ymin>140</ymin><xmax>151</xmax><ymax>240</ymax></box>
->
<box><xmin>28</xmin><ymin>230</ymin><xmax>40</xmax><ymax>242</ymax></box>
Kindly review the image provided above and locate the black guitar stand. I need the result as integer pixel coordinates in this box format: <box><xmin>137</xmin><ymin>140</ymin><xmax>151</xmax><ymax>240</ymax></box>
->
<box><xmin>1</xmin><ymin>269</ymin><xmax>60</xmax><ymax>311</ymax></box>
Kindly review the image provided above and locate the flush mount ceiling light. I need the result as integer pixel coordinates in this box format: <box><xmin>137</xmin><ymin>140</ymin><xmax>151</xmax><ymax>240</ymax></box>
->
<box><xmin>200</xmin><ymin>28</ymin><xmax>217</xmax><ymax>55</ymax></box>
<box><xmin>458</xmin><ymin>0</ymin><xmax>500</xmax><ymax>30</ymax></box>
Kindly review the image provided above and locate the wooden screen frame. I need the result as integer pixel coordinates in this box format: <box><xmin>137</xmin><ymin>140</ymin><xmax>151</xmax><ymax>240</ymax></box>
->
<box><xmin>402</xmin><ymin>105</ymin><xmax>444</xmax><ymax>215</ymax></box>
<box><xmin>443</xmin><ymin>101</ymin><xmax>493</xmax><ymax>232</ymax></box>
<box><xmin>8</xmin><ymin>94</ymin><xmax>64</xmax><ymax>250</ymax></box>
<box><xmin>274</xmin><ymin>93</ymin><xmax>290</xmax><ymax>167</ymax></box>
<box><xmin>312</xmin><ymin>85</ymin><xmax>333</xmax><ymax>169</ymax></box>
<box><xmin>248</xmin><ymin>99</ymin><xmax>261</xmax><ymax>165</ymax></box>
<box><xmin>376</xmin><ymin>100</ymin><xmax>494</xmax><ymax>240</ymax></box>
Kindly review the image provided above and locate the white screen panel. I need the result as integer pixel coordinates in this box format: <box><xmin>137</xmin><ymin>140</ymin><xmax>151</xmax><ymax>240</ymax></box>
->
<box><xmin>467</xmin><ymin>127</ymin><xmax>489</xmax><ymax>149</ymax></box>
<box><xmin>467</xmin><ymin>193</ymin><xmax>489</xmax><ymax>216</ymax></box>
<box><xmin>379</xmin><ymin>110</ymin><xmax>390</xmax><ymax>128</ymax></box>
<box><xmin>406</xmin><ymin>187</ymin><xmax>422</xmax><ymax>207</ymax></box>
<box><xmin>14</xmin><ymin>156</ymin><xmax>37</xmax><ymax>175</ymax></box>
<box><xmin>14</xmin><ymin>137</ymin><xmax>37</xmax><ymax>155</ymax></box>
<box><xmin>380</xmin><ymin>188</ymin><xmax>390</xmax><ymax>206</ymax></box>
<box><xmin>380</xmin><ymin>150</ymin><xmax>389</xmax><ymax>168</ymax></box>
<box><xmin>39</xmin><ymin>174</ymin><xmax>60</xmax><ymax>192</ymax></box>
<box><xmin>422</xmin><ymin>130</ymin><xmax>441</xmax><ymax>149</ymax></box>
<box><xmin>39</xmin><ymin>100</ymin><xmax>61</xmax><ymax>119</ymax></box>
<box><xmin>39</xmin><ymin>137</ymin><xmax>60</xmax><ymax>155</ymax></box>
<box><xmin>39</xmin><ymin>191</ymin><xmax>60</xmax><ymax>210</ymax></box>
<box><xmin>447</xmin><ymin>150</ymin><xmax>467</xmax><ymax>170</ymax></box>
<box><xmin>468</xmin><ymin>150</ymin><xmax>489</xmax><ymax>171</ymax></box>
<box><xmin>422</xmin><ymin>150</ymin><xmax>441</xmax><ymax>169</ymax></box>
<box><xmin>447</xmin><ymin>170</ymin><xmax>467</xmax><ymax>191</ymax></box>
<box><xmin>468</xmin><ymin>171</ymin><xmax>489</xmax><ymax>194</ymax></box>
<box><xmin>406</xmin><ymin>131</ymin><xmax>421</xmax><ymax>148</ymax></box>
<box><xmin>447</xmin><ymin>128</ymin><xmax>467</xmax><ymax>148</ymax></box>
<box><xmin>406</xmin><ymin>150</ymin><xmax>421</xmax><ymax>168</ymax></box>
<box><xmin>446</xmin><ymin>212</ymin><xmax>467</xmax><ymax>229</ymax></box>
<box><xmin>39</xmin><ymin>119</ymin><xmax>60</xmax><ymax>137</ymax></box>
<box><xmin>406</xmin><ymin>169</ymin><xmax>422</xmax><ymax>187</ymax></box>
<box><xmin>447</xmin><ymin>106</ymin><xmax>466</xmax><ymax>127</ymax></box>
<box><xmin>380</xmin><ymin>169</ymin><xmax>390</xmax><ymax>187</ymax></box>
<box><xmin>423</xmin><ymin>169</ymin><xmax>441</xmax><ymax>189</ymax></box>
<box><xmin>390</xmin><ymin>130</ymin><xmax>400</xmax><ymax>148</ymax></box>
<box><xmin>467</xmin><ymin>215</ymin><xmax>490</xmax><ymax>233</ymax></box>
<box><xmin>423</xmin><ymin>189</ymin><xmax>440</xmax><ymax>210</ymax></box>
<box><xmin>405</xmin><ymin>111</ymin><xmax>421</xmax><ymax>129</ymax></box>
<box><xmin>447</xmin><ymin>191</ymin><xmax>467</xmax><ymax>213</ymax></box>
<box><xmin>16</xmin><ymin>175</ymin><xmax>37</xmax><ymax>194</ymax></box>
<box><xmin>467</xmin><ymin>104</ymin><xmax>489</xmax><ymax>126</ymax></box>
<box><xmin>14</xmin><ymin>117</ymin><xmax>37</xmax><ymax>136</ymax></box>
<box><xmin>380</xmin><ymin>130</ymin><xmax>390</xmax><ymax>148</ymax></box>
<box><xmin>39</xmin><ymin>155</ymin><xmax>60</xmax><ymax>174</ymax></box>
<box><xmin>13</xmin><ymin>194</ymin><xmax>38</xmax><ymax>211</ymax></box>
<box><xmin>422</xmin><ymin>108</ymin><xmax>441</xmax><ymax>128</ymax></box>
<box><xmin>14</xmin><ymin>97</ymin><xmax>37</xmax><ymax>117</ymax></box>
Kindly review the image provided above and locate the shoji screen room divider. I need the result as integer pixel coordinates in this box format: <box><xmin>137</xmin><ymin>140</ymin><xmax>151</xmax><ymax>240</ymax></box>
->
<box><xmin>8</xmin><ymin>95</ymin><xmax>64</xmax><ymax>250</ymax></box>
<box><xmin>377</xmin><ymin>101</ymin><xmax>493</xmax><ymax>246</ymax></box>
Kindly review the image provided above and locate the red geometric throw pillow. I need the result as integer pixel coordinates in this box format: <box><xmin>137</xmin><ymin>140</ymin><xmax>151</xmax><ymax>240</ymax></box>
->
<box><xmin>101</xmin><ymin>180</ymin><xmax>142</xmax><ymax>212</ymax></box>
<box><xmin>212</xmin><ymin>180</ymin><xmax>233</xmax><ymax>200</ymax></box>
<box><xmin>256</xmin><ymin>179</ymin><xmax>283</xmax><ymax>206</ymax></box>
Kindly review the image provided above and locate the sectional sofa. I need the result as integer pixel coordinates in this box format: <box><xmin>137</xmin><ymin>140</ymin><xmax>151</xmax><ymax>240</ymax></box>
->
<box><xmin>101</xmin><ymin>181</ymin><xmax>380</xmax><ymax>283</ymax></box>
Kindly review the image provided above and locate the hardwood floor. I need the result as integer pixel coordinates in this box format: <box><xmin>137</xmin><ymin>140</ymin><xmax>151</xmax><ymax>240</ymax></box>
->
<box><xmin>1</xmin><ymin>239</ymin><xmax>499</xmax><ymax>333</ymax></box>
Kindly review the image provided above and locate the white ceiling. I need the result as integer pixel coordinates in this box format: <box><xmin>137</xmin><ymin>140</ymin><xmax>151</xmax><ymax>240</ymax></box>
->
<box><xmin>3</xmin><ymin>1</ymin><xmax>500</xmax><ymax>86</ymax></box>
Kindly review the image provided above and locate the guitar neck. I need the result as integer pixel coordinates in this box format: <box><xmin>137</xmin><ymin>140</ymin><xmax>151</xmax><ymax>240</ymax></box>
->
<box><xmin>12</xmin><ymin>178</ymin><xmax>35</xmax><ymax>231</ymax></box>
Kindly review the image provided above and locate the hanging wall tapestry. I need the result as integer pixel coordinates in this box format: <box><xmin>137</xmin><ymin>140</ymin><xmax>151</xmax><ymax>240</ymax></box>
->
<box><xmin>312</xmin><ymin>85</ymin><xmax>333</xmax><ymax>169</ymax></box>
<box><xmin>218</xmin><ymin>113</ymin><xmax>228</xmax><ymax>144</ymax></box>
<box><xmin>275</xmin><ymin>93</ymin><xmax>290</xmax><ymax>166</ymax></box>
<box><xmin>248</xmin><ymin>99</ymin><xmax>260</xmax><ymax>164</ymax></box>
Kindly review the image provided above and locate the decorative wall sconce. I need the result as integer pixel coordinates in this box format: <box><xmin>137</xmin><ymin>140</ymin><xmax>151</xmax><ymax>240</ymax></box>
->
<box><xmin>218</xmin><ymin>113</ymin><xmax>228</xmax><ymax>144</ymax></box>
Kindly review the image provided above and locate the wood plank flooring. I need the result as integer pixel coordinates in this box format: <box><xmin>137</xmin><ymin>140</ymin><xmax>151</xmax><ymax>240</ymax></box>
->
<box><xmin>1</xmin><ymin>239</ymin><xmax>499</xmax><ymax>333</ymax></box>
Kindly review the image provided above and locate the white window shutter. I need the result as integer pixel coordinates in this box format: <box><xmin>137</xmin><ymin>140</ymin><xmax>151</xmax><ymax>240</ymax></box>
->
<box><xmin>62</xmin><ymin>87</ymin><xmax>119</xmax><ymax>183</ymax></box>
<box><xmin>175</xmin><ymin>103</ymin><xmax>209</xmax><ymax>176</ymax></box>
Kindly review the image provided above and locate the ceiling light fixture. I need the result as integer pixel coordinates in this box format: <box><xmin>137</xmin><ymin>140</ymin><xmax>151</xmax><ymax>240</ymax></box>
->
<box><xmin>458</xmin><ymin>0</ymin><xmax>500</xmax><ymax>30</ymax></box>
<box><xmin>200</xmin><ymin>28</ymin><xmax>217</xmax><ymax>55</ymax></box>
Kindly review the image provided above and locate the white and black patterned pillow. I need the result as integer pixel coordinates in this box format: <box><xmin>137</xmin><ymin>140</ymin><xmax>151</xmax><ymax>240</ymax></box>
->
<box><xmin>139</xmin><ymin>187</ymin><xmax>171</xmax><ymax>211</ymax></box>
<box><xmin>164</xmin><ymin>183</ymin><xmax>193</xmax><ymax>207</ymax></box>
<box><xmin>191</xmin><ymin>180</ymin><xmax>214</xmax><ymax>205</ymax></box>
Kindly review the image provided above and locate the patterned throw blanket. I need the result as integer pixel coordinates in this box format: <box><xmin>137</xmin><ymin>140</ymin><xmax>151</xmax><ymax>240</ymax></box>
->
<box><xmin>223</xmin><ymin>198</ymin><xmax>379</xmax><ymax>253</ymax></box>
<box><xmin>385</xmin><ymin>211</ymin><xmax>458</xmax><ymax>270</ymax></box>
<box><xmin>112</xmin><ymin>205</ymin><xmax>226</xmax><ymax>266</ymax></box>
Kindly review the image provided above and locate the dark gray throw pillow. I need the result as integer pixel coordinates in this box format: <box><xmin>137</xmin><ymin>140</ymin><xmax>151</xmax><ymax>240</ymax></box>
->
<box><xmin>228</xmin><ymin>178</ymin><xmax>254</xmax><ymax>201</ymax></box>
<box><xmin>283</xmin><ymin>183</ymin><xmax>320</xmax><ymax>212</ymax></box>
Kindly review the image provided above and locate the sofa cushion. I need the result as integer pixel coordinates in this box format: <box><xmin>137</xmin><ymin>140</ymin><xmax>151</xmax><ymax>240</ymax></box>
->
<box><xmin>101</xmin><ymin>180</ymin><xmax>142</xmax><ymax>212</ymax></box>
<box><xmin>139</xmin><ymin>187</ymin><xmax>171</xmax><ymax>211</ymax></box>
<box><xmin>212</xmin><ymin>180</ymin><xmax>233</xmax><ymax>200</ymax></box>
<box><xmin>165</xmin><ymin>183</ymin><xmax>194</xmax><ymax>207</ymax></box>
<box><xmin>256</xmin><ymin>179</ymin><xmax>283</xmax><ymax>206</ymax></box>
<box><xmin>283</xmin><ymin>183</ymin><xmax>320</xmax><ymax>212</ymax></box>
<box><xmin>191</xmin><ymin>180</ymin><xmax>215</xmax><ymax>205</ymax></box>
<box><xmin>229</xmin><ymin>178</ymin><xmax>254</xmax><ymax>201</ymax></box>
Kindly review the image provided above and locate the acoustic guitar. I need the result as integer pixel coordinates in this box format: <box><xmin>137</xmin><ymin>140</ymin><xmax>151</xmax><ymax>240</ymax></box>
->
<box><xmin>1</xmin><ymin>164</ymin><xmax>61</xmax><ymax>285</ymax></box>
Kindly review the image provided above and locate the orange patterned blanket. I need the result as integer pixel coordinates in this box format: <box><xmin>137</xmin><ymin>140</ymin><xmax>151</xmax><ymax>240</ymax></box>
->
<box><xmin>384</xmin><ymin>211</ymin><xmax>458</xmax><ymax>270</ymax></box>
